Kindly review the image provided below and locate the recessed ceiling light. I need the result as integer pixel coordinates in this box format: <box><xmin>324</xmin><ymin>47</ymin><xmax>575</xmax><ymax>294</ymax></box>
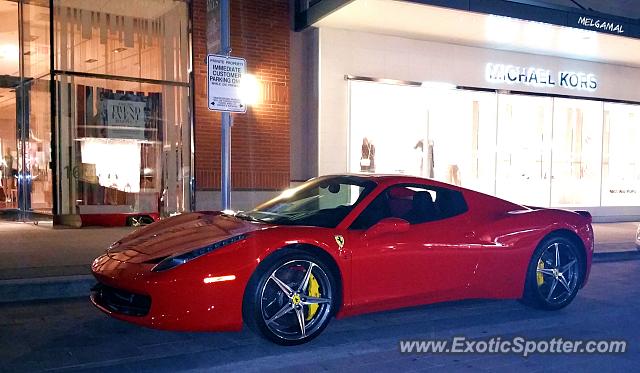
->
<box><xmin>85</xmin><ymin>58</ymin><xmax>98</xmax><ymax>63</ymax></box>
<box><xmin>113</xmin><ymin>47</ymin><xmax>127</xmax><ymax>53</ymax></box>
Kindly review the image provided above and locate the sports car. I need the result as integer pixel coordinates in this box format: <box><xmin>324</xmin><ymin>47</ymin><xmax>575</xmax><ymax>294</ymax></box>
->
<box><xmin>91</xmin><ymin>174</ymin><xmax>593</xmax><ymax>345</ymax></box>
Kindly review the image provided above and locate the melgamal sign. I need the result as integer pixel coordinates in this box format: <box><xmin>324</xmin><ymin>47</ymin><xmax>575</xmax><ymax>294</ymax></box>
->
<box><xmin>485</xmin><ymin>63</ymin><xmax>598</xmax><ymax>91</ymax></box>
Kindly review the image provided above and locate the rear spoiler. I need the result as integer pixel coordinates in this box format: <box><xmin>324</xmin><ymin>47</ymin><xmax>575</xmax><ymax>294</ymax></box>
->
<box><xmin>524</xmin><ymin>205</ymin><xmax>592</xmax><ymax>223</ymax></box>
<box><xmin>574</xmin><ymin>210</ymin><xmax>592</xmax><ymax>223</ymax></box>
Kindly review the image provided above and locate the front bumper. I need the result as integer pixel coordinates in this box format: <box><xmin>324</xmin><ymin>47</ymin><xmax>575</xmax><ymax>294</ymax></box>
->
<box><xmin>91</xmin><ymin>283</ymin><xmax>151</xmax><ymax>317</ymax></box>
<box><xmin>90</xmin><ymin>253</ymin><xmax>251</xmax><ymax>332</ymax></box>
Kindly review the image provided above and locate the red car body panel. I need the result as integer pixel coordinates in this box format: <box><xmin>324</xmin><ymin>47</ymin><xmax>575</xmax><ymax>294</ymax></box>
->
<box><xmin>80</xmin><ymin>212</ymin><xmax>160</xmax><ymax>227</ymax></box>
<box><xmin>91</xmin><ymin>175</ymin><xmax>594</xmax><ymax>332</ymax></box>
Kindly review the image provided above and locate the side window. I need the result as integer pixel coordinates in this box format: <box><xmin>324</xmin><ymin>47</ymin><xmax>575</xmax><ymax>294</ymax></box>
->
<box><xmin>349</xmin><ymin>191</ymin><xmax>392</xmax><ymax>230</ymax></box>
<box><xmin>350</xmin><ymin>184</ymin><xmax>468</xmax><ymax>229</ymax></box>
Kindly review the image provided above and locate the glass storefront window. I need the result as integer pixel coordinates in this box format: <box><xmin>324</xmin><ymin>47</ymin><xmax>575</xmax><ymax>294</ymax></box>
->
<box><xmin>550</xmin><ymin>98</ymin><xmax>603</xmax><ymax>207</ymax></box>
<box><xmin>0</xmin><ymin>0</ymin><xmax>51</xmax><ymax>215</ymax></box>
<box><xmin>348</xmin><ymin>79</ymin><xmax>640</xmax><ymax>209</ymax></box>
<box><xmin>54</xmin><ymin>0</ymin><xmax>191</xmax><ymax>222</ymax></box>
<box><xmin>348</xmin><ymin>81</ymin><xmax>426</xmax><ymax>176</ymax></box>
<box><xmin>0</xmin><ymin>88</ymin><xmax>18</xmax><ymax>209</ymax></box>
<box><xmin>54</xmin><ymin>0</ymin><xmax>189</xmax><ymax>84</ymax></box>
<box><xmin>0</xmin><ymin>1</ymin><xmax>19</xmax><ymax>210</ymax></box>
<box><xmin>602</xmin><ymin>103</ymin><xmax>640</xmax><ymax>206</ymax></box>
<box><xmin>2</xmin><ymin>0</ymin><xmax>191</xmax><ymax>222</ymax></box>
<box><xmin>348</xmin><ymin>81</ymin><xmax>498</xmax><ymax>196</ymax></box>
<box><xmin>24</xmin><ymin>0</ymin><xmax>53</xmax><ymax>213</ymax></box>
<box><xmin>55</xmin><ymin>75</ymin><xmax>190</xmax><ymax>220</ymax></box>
<box><xmin>496</xmin><ymin>94</ymin><xmax>553</xmax><ymax>207</ymax></box>
<box><xmin>427</xmin><ymin>90</ymin><xmax>497</xmax><ymax>196</ymax></box>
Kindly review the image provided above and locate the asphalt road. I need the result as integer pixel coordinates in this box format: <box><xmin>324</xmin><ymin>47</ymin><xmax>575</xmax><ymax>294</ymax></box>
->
<box><xmin>1</xmin><ymin>260</ymin><xmax>639</xmax><ymax>373</ymax></box>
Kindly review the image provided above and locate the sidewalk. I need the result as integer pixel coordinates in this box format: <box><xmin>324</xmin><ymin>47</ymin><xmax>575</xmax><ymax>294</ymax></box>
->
<box><xmin>0</xmin><ymin>219</ymin><xmax>637</xmax><ymax>302</ymax></box>
<box><xmin>591</xmin><ymin>221</ymin><xmax>639</xmax><ymax>252</ymax></box>
<box><xmin>0</xmin><ymin>221</ymin><xmax>134</xmax><ymax>280</ymax></box>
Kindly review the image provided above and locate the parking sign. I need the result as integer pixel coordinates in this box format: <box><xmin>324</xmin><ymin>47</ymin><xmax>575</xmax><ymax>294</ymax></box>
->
<box><xmin>207</xmin><ymin>54</ymin><xmax>247</xmax><ymax>113</ymax></box>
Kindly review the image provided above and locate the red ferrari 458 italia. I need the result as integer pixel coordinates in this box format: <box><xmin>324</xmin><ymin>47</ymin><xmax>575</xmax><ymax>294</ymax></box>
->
<box><xmin>91</xmin><ymin>174</ymin><xmax>593</xmax><ymax>345</ymax></box>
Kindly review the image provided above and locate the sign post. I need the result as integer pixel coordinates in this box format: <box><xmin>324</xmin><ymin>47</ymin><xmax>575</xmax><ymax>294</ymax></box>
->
<box><xmin>207</xmin><ymin>0</ymin><xmax>234</xmax><ymax>210</ymax></box>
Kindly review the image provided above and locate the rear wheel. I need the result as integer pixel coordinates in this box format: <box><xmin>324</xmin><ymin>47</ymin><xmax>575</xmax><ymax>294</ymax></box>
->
<box><xmin>244</xmin><ymin>251</ymin><xmax>336</xmax><ymax>345</ymax></box>
<box><xmin>522</xmin><ymin>236</ymin><xmax>582</xmax><ymax>310</ymax></box>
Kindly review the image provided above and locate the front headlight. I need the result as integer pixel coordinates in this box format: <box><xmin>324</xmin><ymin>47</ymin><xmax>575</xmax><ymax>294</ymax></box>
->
<box><xmin>152</xmin><ymin>234</ymin><xmax>247</xmax><ymax>272</ymax></box>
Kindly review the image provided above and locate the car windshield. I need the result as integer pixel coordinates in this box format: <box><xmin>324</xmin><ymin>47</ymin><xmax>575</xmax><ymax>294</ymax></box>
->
<box><xmin>237</xmin><ymin>176</ymin><xmax>377</xmax><ymax>228</ymax></box>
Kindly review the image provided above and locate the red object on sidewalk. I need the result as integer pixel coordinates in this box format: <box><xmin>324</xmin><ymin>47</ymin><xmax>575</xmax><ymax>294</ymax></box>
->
<box><xmin>80</xmin><ymin>213</ymin><xmax>160</xmax><ymax>227</ymax></box>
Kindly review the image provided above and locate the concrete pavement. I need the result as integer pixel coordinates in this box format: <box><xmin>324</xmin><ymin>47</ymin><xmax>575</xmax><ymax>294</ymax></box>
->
<box><xmin>0</xmin><ymin>221</ymin><xmax>134</xmax><ymax>280</ymax></box>
<box><xmin>592</xmin><ymin>221</ymin><xmax>639</xmax><ymax>252</ymax></box>
<box><xmin>0</xmin><ymin>260</ymin><xmax>638</xmax><ymax>372</ymax></box>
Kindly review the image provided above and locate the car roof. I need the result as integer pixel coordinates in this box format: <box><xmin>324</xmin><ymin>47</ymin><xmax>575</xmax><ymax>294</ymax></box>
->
<box><xmin>314</xmin><ymin>173</ymin><xmax>465</xmax><ymax>191</ymax></box>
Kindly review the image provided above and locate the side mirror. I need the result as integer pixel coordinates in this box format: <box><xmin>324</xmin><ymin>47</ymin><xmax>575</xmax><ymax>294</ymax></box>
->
<box><xmin>364</xmin><ymin>217</ymin><xmax>410</xmax><ymax>239</ymax></box>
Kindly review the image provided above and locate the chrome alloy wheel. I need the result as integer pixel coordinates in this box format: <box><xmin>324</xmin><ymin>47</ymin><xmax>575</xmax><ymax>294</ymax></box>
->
<box><xmin>260</xmin><ymin>260</ymin><xmax>333</xmax><ymax>341</ymax></box>
<box><xmin>535</xmin><ymin>242</ymin><xmax>579</xmax><ymax>305</ymax></box>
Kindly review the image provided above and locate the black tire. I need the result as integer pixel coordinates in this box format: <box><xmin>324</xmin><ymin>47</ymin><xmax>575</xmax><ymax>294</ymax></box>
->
<box><xmin>139</xmin><ymin>216</ymin><xmax>155</xmax><ymax>225</ymax></box>
<box><xmin>243</xmin><ymin>249</ymin><xmax>337</xmax><ymax>345</ymax></box>
<box><xmin>126</xmin><ymin>215</ymin><xmax>154</xmax><ymax>227</ymax></box>
<box><xmin>522</xmin><ymin>235</ymin><xmax>582</xmax><ymax>310</ymax></box>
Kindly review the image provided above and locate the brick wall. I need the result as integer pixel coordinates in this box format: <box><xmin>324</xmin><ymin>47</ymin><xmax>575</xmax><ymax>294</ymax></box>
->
<box><xmin>192</xmin><ymin>0</ymin><xmax>291</xmax><ymax>191</ymax></box>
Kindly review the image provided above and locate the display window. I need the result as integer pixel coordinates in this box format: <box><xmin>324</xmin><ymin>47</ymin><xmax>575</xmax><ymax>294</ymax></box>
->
<box><xmin>348</xmin><ymin>81</ymin><xmax>426</xmax><ymax>176</ymax></box>
<box><xmin>427</xmin><ymin>90</ymin><xmax>497</xmax><ymax>196</ymax></box>
<box><xmin>495</xmin><ymin>94</ymin><xmax>553</xmax><ymax>207</ymax></box>
<box><xmin>601</xmin><ymin>103</ymin><xmax>640</xmax><ymax>206</ymax></box>
<box><xmin>348</xmin><ymin>79</ymin><xmax>640</xmax><ymax>209</ymax></box>
<box><xmin>550</xmin><ymin>98</ymin><xmax>603</xmax><ymax>207</ymax></box>
<box><xmin>0</xmin><ymin>0</ymin><xmax>52</xmax><ymax>214</ymax></box>
<box><xmin>348</xmin><ymin>81</ymin><xmax>497</xmax><ymax>196</ymax></box>
<box><xmin>53</xmin><ymin>0</ymin><xmax>191</xmax><ymax>220</ymax></box>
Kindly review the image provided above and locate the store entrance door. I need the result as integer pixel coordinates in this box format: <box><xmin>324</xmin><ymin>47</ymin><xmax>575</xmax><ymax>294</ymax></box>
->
<box><xmin>0</xmin><ymin>87</ymin><xmax>18</xmax><ymax>211</ymax></box>
<box><xmin>0</xmin><ymin>0</ymin><xmax>53</xmax><ymax>218</ymax></box>
<box><xmin>0</xmin><ymin>1</ymin><xmax>20</xmax><ymax>211</ymax></box>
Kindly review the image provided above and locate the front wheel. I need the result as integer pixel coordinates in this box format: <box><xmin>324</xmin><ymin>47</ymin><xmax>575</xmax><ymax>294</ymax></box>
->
<box><xmin>244</xmin><ymin>251</ymin><xmax>337</xmax><ymax>345</ymax></box>
<box><xmin>522</xmin><ymin>236</ymin><xmax>582</xmax><ymax>310</ymax></box>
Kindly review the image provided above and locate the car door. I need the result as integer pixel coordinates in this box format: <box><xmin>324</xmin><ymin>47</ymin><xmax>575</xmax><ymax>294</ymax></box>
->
<box><xmin>348</xmin><ymin>184</ymin><xmax>480</xmax><ymax>312</ymax></box>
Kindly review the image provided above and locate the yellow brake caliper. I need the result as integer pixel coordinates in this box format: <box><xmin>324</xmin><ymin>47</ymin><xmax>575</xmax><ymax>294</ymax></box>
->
<box><xmin>306</xmin><ymin>273</ymin><xmax>320</xmax><ymax>321</ymax></box>
<box><xmin>537</xmin><ymin>259</ymin><xmax>545</xmax><ymax>286</ymax></box>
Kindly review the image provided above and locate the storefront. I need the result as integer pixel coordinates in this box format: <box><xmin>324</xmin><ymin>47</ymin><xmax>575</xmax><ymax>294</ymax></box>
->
<box><xmin>347</xmin><ymin>79</ymin><xmax>640</xmax><ymax>209</ymax></box>
<box><xmin>0</xmin><ymin>0</ymin><xmax>192</xmax><ymax>225</ymax></box>
<box><xmin>291</xmin><ymin>0</ymin><xmax>640</xmax><ymax>221</ymax></box>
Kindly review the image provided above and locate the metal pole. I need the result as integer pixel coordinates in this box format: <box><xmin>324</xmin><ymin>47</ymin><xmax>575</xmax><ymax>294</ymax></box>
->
<box><xmin>220</xmin><ymin>0</ymin><xmax>231</xmax><ymax>210</ymax></box>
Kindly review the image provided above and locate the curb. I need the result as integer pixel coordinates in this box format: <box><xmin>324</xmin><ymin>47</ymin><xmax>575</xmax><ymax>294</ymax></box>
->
<box><xmin>0</xmin><ymin>251</ymin><xmax>638</xmax><ymax>304</ymax></box>
<box><xmin>0</xmin><ymin>275</ymin><xmax>94</xmax><ymax>303</ymax></box>
<box><xmin>592</xmin><ymin>250</ymin><xmax>640</xmax><ymax>263</ymax></box>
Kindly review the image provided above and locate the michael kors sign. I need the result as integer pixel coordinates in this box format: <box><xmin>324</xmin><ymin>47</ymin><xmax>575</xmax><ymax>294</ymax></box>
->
<box><xmin>485</xmin><ymin>63</ymin><xmax>598</xmax><ymax>92</ymax></box>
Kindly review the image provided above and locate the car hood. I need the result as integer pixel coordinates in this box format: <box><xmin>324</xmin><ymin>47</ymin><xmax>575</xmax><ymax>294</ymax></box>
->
<box><xmin>107</xmin><ymin>212</ymin><xmax>264</xmax><ymax>263</ymax></box>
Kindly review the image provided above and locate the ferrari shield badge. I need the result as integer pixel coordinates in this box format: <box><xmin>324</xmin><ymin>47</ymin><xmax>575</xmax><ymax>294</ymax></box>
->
<box><xmin>334</xmin><ymin>235</ymin><xmax>345</xmax><ymax>249</ymax></box>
